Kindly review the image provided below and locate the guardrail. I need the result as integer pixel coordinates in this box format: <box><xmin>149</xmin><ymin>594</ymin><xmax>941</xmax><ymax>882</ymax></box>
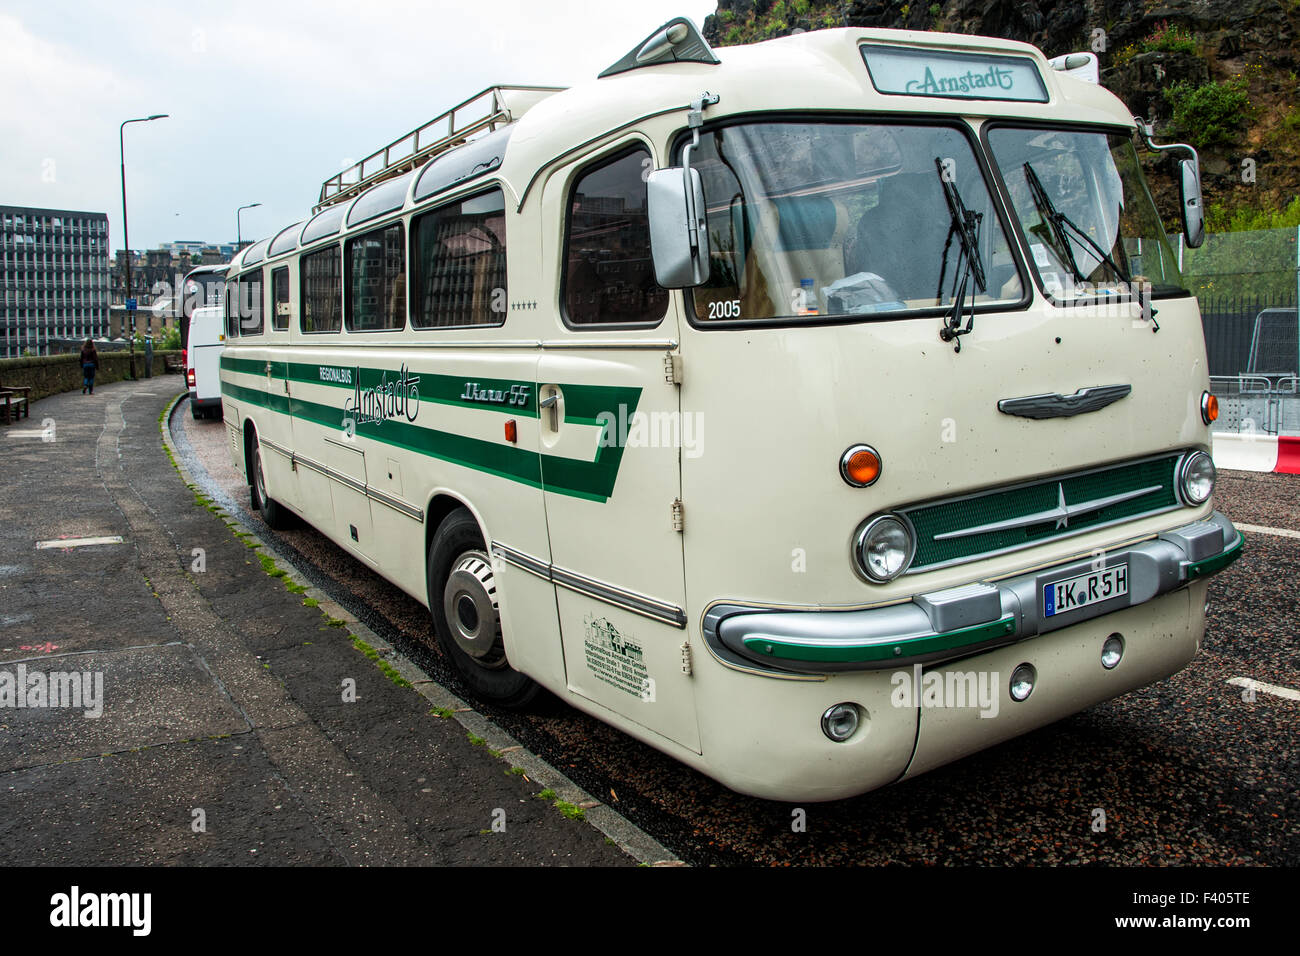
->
<box><xmin>1210</xmin><ymin>374</ymin><xmax>1300</xmax><ymax>435</ymax></box>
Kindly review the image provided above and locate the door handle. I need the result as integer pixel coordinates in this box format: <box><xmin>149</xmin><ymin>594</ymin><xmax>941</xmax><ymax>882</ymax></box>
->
<box><xmin>539</xmin><ymin>392</ymin><xmax>559</xmax><ymax>431</ymax></box>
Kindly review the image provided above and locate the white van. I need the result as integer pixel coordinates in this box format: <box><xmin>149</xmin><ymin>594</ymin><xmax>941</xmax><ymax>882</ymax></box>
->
<box><xmin>186</xmin><ymin>304</ymin><xmax>225</xmax><ymax>419</ymax></box>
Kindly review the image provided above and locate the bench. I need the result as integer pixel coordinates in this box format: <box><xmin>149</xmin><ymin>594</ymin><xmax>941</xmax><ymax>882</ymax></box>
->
<box><xmin>0</xmin><ymin>386</ymin><xmax>31</xmax><ymax>424</ymax></box>
<box><xmin>164</xmin><ymin>355</ymin><xmax>184</xmax><ymax>374</ymax></box>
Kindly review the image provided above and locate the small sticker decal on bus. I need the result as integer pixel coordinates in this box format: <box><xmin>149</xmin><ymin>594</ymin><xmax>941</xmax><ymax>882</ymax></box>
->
<box><xmin>319</xmin><ymin>365</ymin><xmax>353</xmax><ymax>385</ymax></box>
<box><xmin>583</xmin><ymin>614</ymin><xmax>651</xmax><ymax>701</ymax></box>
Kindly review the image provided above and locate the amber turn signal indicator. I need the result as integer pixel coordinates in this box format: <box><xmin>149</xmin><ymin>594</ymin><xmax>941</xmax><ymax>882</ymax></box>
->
<box><xmin>1201</xmin><ymin>391</ymin><xmax>1219</xmax><ymax>425</ymax></box>
<box><xmin>840</xmin><ymin>444</ymin><xmax>882</xmax><ymax>487</ymax></box>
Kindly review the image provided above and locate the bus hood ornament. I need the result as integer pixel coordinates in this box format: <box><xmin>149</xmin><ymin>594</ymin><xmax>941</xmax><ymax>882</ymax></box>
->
<box><xmin>997</xmin><ymin>384</ymin><xmax>1131</xmax><ymax>419</ymax></box>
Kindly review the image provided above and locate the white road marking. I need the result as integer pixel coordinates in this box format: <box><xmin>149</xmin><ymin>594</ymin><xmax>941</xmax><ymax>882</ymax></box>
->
<box><xmin>5</xmin><ymin>429</ymin><xmax>52</xmax><ymax>440</ymax></box>
<box><xmin>1235</xmin><ymin>522</ymin><xmax>1300</xmax><ymax>540</ymax></box>
<box><xmin>1227</xmin><ymin>677</ymin><xmax>1300</xmax><ymax>702</ymax></box>
<box><xmin>35</xmin><ymin>535</ymin><xmax>125</xmax><ymax>550</ymax></box>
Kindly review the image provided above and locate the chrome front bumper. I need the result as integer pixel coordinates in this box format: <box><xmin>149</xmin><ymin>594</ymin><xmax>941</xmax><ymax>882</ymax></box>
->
<box><xmin>703</xmin><ymin>512</ymin><xmax>1242</xmax><ymax>674</ymax></box>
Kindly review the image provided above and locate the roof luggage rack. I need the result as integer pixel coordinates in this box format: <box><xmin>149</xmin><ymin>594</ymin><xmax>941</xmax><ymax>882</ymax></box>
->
<box><xmin>315</xmin><ymin>85</ymin><xmax>565</xmax><ymax>211</ymax></box>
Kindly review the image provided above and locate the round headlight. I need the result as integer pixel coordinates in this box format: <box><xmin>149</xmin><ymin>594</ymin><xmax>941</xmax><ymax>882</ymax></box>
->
<box><xmin>1178</xmin><ymin>451</ymin><xmax>1216</xmax><ymax>505</ymax></box>
<box><xmin>821</xmin><ymin>703</ymin><xmax>860</xmax><ymax>742</ymax></box>
<box><xmin>855</xmin><ymin>514</ymin><xmax>915</xmax><ymax>582</ymax></box>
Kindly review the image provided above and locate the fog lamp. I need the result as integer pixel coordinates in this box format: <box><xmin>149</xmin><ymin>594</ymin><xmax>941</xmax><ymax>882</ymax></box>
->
<box><xmin>1101</xmin><ymin>633</ymin><xmax>1125</xmax><ymax>670</ymax></box>
<box><xmin>821</xmin><ymin>703</ymin><xmax>860</xmax><ymax>742</ymax></box>
<box><xmin>1009</xmin><ymin>663</ymin><xmax>1036</xmax><ymax>702</ymax></box>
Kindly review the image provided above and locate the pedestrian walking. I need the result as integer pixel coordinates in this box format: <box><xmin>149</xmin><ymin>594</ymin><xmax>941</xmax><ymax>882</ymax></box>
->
<box><xmin>80</xmin><ymin>339</ymin><xmax>99</xmax><ymax>395</ymax></box>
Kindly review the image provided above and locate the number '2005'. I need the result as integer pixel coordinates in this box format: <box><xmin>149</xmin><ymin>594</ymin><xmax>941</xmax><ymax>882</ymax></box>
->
<box><xmin>708</xmin><ymin>299</ymin><xmax>742</xmax><ymax>319</ymax></box>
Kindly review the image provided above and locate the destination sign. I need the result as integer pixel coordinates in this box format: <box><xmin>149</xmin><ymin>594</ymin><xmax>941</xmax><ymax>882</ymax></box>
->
<box><xmin>861</xmin><ymin>44</ymin><xmax>1048</xmax><ymax>103</ymax></box>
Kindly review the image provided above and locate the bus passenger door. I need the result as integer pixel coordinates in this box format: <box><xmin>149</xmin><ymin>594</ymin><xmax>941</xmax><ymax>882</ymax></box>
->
<box><xmin>537</xmin><ymin>143</ymin><xmax>699</xmax><ymax>754</ymax></box>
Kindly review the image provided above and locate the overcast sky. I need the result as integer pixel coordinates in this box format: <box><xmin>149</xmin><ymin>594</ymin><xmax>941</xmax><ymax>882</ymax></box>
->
<box><xmin>2</xmin><ymin>0</ymin><xmax>716</xmax><ymax>253</ymax></box>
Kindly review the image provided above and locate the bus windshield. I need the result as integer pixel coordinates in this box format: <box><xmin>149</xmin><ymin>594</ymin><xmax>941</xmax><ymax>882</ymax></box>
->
<box><xmin>986</xmin><ymin>126</ymin><xmax>1188</xmax><ymax>299</ymax></box>
<box><xmin>684</xmin><ymin>121</ymin><xmax>1024</xmax><ymax>324</ymax></box>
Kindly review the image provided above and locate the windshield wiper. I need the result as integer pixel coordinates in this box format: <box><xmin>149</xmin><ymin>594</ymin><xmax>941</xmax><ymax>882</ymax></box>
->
<box><xmin>1022</xmin><ymin>162</ymin><xmax>1157</xmax><ymax>330</ymax></box>
<box><xmin>934</xmin><ymin>157</ymin><xmax>986</xmax><ymax>352</ymax></box>
<box><xmin>1023</xmin><ymin>162</ymin><xmax>1132</xmax><ymax>285</ymax></box>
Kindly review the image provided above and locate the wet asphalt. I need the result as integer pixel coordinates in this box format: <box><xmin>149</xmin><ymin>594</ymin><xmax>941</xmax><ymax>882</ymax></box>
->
<box><xmin>0</xmin><ymin>376</ymin><xmax>629</xmax><ymax>866</ymax></box>
<box><xmin>176</xmin><ymin>400</ymin><xmax>1300</xmax><ymax>867</ymax></box>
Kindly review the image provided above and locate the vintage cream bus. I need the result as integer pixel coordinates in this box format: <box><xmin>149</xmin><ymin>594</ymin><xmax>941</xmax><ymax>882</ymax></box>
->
<box><xmin>220</xmin><ymin>19</ymin><xmax>1241</xmax><ymax>801</ymax></box>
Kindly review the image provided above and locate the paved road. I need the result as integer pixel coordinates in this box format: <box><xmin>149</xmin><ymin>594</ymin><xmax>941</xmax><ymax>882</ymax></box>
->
<box><xmin>0</xmin><ymin>377</ymin><xmax>630</xmax><ymax>866</ymax></box>
<box><xmin>178</xmin><ymin>400</ymin><xmax>1300</xmax><ymax>866</ymax></box>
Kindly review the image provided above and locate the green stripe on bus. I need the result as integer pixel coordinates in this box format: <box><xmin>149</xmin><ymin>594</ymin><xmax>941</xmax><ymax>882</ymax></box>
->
<box><xmin>220</xmin><ymin>375</ymin><xmax>638</xmax><ymax>502</ymax></box>
<box><xmin>221</xmin><ymin>355</ymin><xmax>648</xmax><ymax>427</ymax></box>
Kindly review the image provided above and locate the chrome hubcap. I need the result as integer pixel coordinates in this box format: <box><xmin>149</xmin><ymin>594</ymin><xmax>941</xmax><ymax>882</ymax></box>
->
<box><xmin>443</xmin><ymin>551</ymin><xmax>507</xmax><ymax>669</ymax></box>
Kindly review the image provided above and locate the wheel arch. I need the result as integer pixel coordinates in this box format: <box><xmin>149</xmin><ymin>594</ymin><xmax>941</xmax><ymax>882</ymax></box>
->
<box><xmin>424</xmin><ymin>492</ymin><xmax>486</xmax><ymax>566</ymax></box>
<box><xmin>241</xmin><ymin>417</ymin><xmax>259</xmax><ymax>486</ymax></box>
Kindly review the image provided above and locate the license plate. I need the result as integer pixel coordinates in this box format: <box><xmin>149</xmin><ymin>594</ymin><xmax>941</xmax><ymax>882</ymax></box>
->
<box><xmin>1043</xmin><ymin>563</ymin><xmax>1129</xmax><ymax>617</ymax></box>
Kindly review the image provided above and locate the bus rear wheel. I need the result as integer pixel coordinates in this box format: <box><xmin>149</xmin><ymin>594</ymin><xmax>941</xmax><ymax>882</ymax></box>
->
<box><xmin>248</xmin><ymin>431</ymin><xmax>291</xmax><ymax>530</ymax></box>
<box><xmin>427</xmin><ymin>509</ymin><xmax>540</xmax><ymax>709</ymax></box>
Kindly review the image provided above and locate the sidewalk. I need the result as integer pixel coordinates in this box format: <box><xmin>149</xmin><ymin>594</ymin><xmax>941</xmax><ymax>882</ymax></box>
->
<box><xmin>0</xmin><ymin>377</ymin><xmax>630</xmax><ymax>865</ymax></box>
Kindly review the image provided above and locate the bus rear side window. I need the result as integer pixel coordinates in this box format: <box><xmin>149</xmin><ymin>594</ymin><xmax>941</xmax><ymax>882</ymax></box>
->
<box><xmin>224</xmin><ymin>281</ymin><xmax>239</xmax><ymax>338</ymax></box>
<box><xmin>563</xmin><ymin>147</ymin><xmax>667</xmax><ymax>326</ymax></box>
<box><xmin>346</xmin><ymin>222</ymin><xmax>406</xmax><ymax>332</ymax></box>
<box><xmin>412</xmin><ymin>189</ymin><xmax>507</xmax><ymax>328</ymax></box>
<box><xmin>271</xmin><ymin>266</ymin><xmax>290</xmax><ymax>331</ymax></box>
<box><xmin>300</xmin><ymin>246</ymin><xmax>342</xmax><ymax>333</ymax></box>
<box><xmin>238</xmin><ymin>270</ymin><xmax>263</xmax><ymax>335</ymax></box>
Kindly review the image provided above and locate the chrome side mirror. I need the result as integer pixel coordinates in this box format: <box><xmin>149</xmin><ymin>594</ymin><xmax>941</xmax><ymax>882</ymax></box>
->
<box><xmin>1134</xmin><ymin>116</ymin><xmax>1204</xmax><ymax>249</ymax></box>
<box><xmin>647</xmin><ymin>166</ymin><xmax>711</xmax><ymax>288</ymax></box>
<box><xmin>1179</xmin><ymin>157</ymin><xmax>1204</xmax><ymax>248</ymax></box>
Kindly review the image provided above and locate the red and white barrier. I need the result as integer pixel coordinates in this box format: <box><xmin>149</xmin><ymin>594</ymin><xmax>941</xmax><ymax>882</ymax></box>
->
<box><xmin>1212</xmin><ymin>432</ymin><xmax>1300</xmax><ymax>473</ymax></box>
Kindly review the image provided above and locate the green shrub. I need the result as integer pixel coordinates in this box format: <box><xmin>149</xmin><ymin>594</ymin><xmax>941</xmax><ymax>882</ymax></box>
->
<box><xmin>1205</xmin><ymin>195</ymin><xmax>1300</xmax><ymax>233</ymax></box>
<box><xmin>1163</xmin><ymin>78</ymin><xmax>1251</xmax><ymax>149</ymax></box>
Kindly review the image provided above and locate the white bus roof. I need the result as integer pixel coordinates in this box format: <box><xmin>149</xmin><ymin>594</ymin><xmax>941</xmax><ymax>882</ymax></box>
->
<box><xmin>236</xmin><ymin>25</ymin><xmax>1135</xmax><ymax>266</ymax></box>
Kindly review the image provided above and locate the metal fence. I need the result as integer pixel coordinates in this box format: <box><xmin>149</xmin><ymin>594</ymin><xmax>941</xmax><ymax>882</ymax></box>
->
<box><xmin>1181</xmin><ymin>225</ymin><xmax>1300</xmax><ymax>435</ymax></box>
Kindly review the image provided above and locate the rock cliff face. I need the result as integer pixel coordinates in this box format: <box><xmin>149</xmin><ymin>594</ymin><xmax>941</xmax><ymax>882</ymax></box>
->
<box><xmin>702</xmin><ymin>1</ymin><xmax>1300</xmax><ymax>224</ymax></box>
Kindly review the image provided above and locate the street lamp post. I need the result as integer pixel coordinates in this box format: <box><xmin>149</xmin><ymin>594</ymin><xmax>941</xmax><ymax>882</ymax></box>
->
<box><xmin>237</xmin><ymin>202</ymin><xmax>262</xmax><ymax>248</ymax></box>
<box><xmin>119</xmin><ymin>113</ymin><xmax>168</xmax><ymax>379</ymax></box>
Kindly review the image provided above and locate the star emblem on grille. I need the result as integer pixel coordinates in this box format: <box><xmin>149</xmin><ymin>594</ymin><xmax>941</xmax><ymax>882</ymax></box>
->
<box><xmin>1055</xmin><ymin>484</ymin><xmax>1070</xmax><ymax>529</ymax></box>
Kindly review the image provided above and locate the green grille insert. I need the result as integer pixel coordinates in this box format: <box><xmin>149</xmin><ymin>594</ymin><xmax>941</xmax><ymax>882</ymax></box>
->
<box><xmin>903</xmin><ymin>455</ymin><xmax>1182</xmax><ymax>571</ymax></box>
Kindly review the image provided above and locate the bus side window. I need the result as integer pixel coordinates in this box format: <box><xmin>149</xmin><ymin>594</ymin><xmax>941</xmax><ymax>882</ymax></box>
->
<box><xmin>300</xmin><ymin>245</ymin><xmax>342</xmax><ymax>334</ymax></box>
<box><xmin>563</xmin><ymin>146</ymin><xmax>667</xmax><ymax>327</ymax></box>
<box><xmin>346</xmin><ymin>222</ymin><xmax>406</xmax><ymax>332</ymax></box>
<box><xmin>239</xmin><ymin>269</ymin><xmax>263</xmax><ymax>336</ymax></box>
<box><xmin>224</xmin><ymin>281</ymin><xmax>239</xmax><ymax>339</ymax></box>
<box><xmin>412</xmin><ymin>188</ymin><xmax>507</xmax><ymax>328</ymax></box>
<box><xmin>271</xmin><ymin>266</ymin><xmax>290</xmax><ymax>331</ymax></box>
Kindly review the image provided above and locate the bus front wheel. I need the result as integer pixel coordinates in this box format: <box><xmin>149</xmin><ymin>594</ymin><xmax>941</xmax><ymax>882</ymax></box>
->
<box><xmin>427</xmin><ymin>509</ymin><xmax>540</xmax><ymax>709</ymax></box>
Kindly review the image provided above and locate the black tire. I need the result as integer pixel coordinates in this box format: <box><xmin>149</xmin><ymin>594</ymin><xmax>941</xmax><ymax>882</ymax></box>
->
<box><xmin>249</xmin><ymin>433</ymin><xmax>292</xmax><ymax>530</ymax></box>
<box><xmin>191</xmin><ymin>400</ymin><xmax>203</xmax><ymax>420</ymax></box>
<box><xmin>427</xmin><ymin>509</ymin><xmax>540</xmax><ymax>709</ymax></box>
